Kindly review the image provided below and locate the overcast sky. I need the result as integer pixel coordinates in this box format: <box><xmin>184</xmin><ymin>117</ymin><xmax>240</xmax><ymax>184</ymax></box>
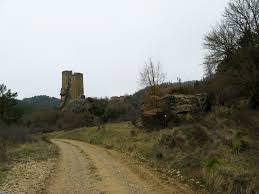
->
<box><xmin>0</xmin><ymin>0</ymin><xmax>229</xmax><ymax>99</ymax></box>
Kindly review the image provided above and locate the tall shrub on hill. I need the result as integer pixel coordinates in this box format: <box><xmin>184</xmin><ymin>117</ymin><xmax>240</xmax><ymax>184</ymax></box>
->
<box><xmin>204</xmin><ymin>0</ymin><xmax>259</xmax><ymax>108</ymax></box>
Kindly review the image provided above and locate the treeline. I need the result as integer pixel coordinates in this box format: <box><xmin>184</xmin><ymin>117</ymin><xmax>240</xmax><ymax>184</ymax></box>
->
<box><xmin>203</xmin><ymin>0</ymin><xmax>259</xmax><ymax>109</ymax></box>
<box><xmin>0</xmin><ymin>83</ymin><xmax>139</xmax><ymax>134</ymax></box>
<box><xmin>24</xmin><ymin>96</ymin><xmax>138</xmax><ymax>132</ymax></box>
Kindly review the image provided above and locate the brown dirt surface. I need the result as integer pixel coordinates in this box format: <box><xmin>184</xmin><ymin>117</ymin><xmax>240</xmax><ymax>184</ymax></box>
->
<box><xmin>0</xmin><ymin>158</ymin><xmax>56</xmax><ymax>194</ymax></box>
<box><xmin>46</xmin><ymin>139</ymin><xmax>199</xmax><ymax>194</ymax></box>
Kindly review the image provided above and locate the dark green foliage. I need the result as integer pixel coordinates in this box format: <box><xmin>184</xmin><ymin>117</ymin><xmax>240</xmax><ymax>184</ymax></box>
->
<box><xmin>104</xmin><ymin>100</ymin><xmax>136</xmax><ymax>122</ymax></box>
<box><xmin>16</xmin><ymin>95</ymin><xmax>60</xmax><ymax>118</ymax></box>
<box><xmin>87</xmin><ymin>98</ymin><xmax>108</xmax><ymax>117</ymax></box>
<box><xmin>206</xmin><ymin>158</ymin><xmax>220</xmax><ymax>172</ymax></box>
<box><xmin>0</xmin><ymin>84</ymin><xmax>21</xmax><ymax>124</ymax></box>
<box><xmin>141</xmin><ymin>113</ymin><xmax>167</xmax><ymax>130</ymax></box>
<box><xmin>23</xmin><ymin>96</ymin><xmax>139</xmax><ymax>132</ymax></box>
<box><xmin>27</xmin><ymin>109</ymin><xmax>95</xmax><ymax>132</ymax></box>
<box><xmin>22</xmin><ymin>95</ymin><xmax>59</xmax><ymax>109</ymax></box>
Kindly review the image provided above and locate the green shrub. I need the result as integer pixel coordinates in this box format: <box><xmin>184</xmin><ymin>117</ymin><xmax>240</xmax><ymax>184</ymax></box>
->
<box><xmin>206</xmin><ymin>158</ymin><xmax>220</xmax><ymax>173</ymax></box>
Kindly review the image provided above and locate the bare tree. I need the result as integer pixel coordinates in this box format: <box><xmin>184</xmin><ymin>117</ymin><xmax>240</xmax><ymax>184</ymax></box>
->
<box><xmin>203</xmin><ymin>0</ymin><xmax>259</xmax><ymax>108</ymax></box>
<box><xmin>224</xmin><ymin>0</ymin><xmax>259</xmax><ymax>36</ymax></box>
<box><xmin>203</xmin><ymin>23</ymin><xmax>238</xmax><ymax>75</ymax></box>
<box><xmin>139</xmin><ymin>59</ymin><xmax>166</xmax><ymax>95</ymax></box>
<box><xmin>203</xmin><ymin>0</ymin><xmax>259</xmax><ymax>76</ymax></box>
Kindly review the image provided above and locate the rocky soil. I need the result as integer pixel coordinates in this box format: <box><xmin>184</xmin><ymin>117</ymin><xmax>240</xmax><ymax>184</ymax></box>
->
<box><xmin>0</xmin><ymin>158</ymin><xmax>56</xmax><ymax>194</ymax></box>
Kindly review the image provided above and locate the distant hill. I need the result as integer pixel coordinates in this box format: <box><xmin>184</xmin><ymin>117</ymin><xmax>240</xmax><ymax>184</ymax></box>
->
<box><xmin>22</xmin><ymin>95</ymin><xmax>60</xmax><ymax>108</ymax></box>
<box><xmin>16</xmin><ymin>95</ymin><xmax>60</xmax><ymax>113</ymax></box>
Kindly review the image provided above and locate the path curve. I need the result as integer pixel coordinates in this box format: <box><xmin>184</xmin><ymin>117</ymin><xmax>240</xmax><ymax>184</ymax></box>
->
<box><xmin>47</xmin><ymin>139</ymin><xmax>197</xmax><ymax>194</ymax></box>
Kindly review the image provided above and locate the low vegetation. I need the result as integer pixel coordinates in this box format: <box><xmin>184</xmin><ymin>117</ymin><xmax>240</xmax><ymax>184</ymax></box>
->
<box><xmin>0</xmin><ymin>130</ymin><xmax>58</xmax><ymax>185</ymax></box>
<box><xmin>0</xmin><ymin>85</ymin><xmax>59</xmax><ymax>186</ymax></box>
<box><xmin>50</xmin><ymin>110</ymin><xmax>259</xmax><ymax>193</ymax></box>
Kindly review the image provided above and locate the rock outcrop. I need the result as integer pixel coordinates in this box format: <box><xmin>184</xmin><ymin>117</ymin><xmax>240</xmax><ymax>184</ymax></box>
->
<box><xmin>161</xmin><ymin>93</ymin><xmax>208</xmax><ymax>114</ymax></box>
<box><xmin>142</xmin><ymin>93</ymin><xmax>208</xmax><ymax>116</ymax></box>
<box><xmin>141</xmin><ymin>93</ymin><xmax>208</xmax><ymax>128</ymax></box>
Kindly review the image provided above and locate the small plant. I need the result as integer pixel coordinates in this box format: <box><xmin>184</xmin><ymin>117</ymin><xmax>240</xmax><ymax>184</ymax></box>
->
<box><xmin>204</xmin><ymin>158</ymin><xmax>223</xmax><ymax>192</ymax></box>
<box><xmin>206</xmin><ymin>158</ymin><xmax>220</xmax><ymax>173</ymax></box>
<box><xmin>89</xmin><ymin>136</ymin><xmax>98</xmax><ymax>144</ymax></box>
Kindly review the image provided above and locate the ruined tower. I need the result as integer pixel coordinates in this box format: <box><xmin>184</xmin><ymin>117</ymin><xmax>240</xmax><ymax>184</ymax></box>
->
<box><xmin>61</xmin><ymin>71</ymin><xmax>72</xmax><ymax>102</ymax></box>
<box><xmin>60</xmin><ymin>70</ymin><xmax>84</xmax><ymax>108</ymax></box>
<box><xmin>71</xmin><ymin>73</ymin><xmax>84</xmax><ymax>100</ymax></box>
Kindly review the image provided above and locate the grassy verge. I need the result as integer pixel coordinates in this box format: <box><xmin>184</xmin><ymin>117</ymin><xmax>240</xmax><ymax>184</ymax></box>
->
<box><xmin>0</xmin><ymin>137</ymin><xmax>58</xmax><ymax>184</ymax></box>
<box><xmin>49</xmin><ymin>123</ymin><xmax>206</xmax><ymax>187</ymax></box>
<box><xmin>49</xmin><ymin>118</ymin><xmax>259</xmax><ymax>193</ymax></box>
<box><xmin>0</xmin><ymin>163</ymin><xmax>8</xmax><ymax>185</ymax></box>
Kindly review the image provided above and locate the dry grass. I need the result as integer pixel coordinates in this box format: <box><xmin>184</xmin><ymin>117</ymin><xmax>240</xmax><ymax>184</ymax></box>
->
<box><xmin>0</xmin><ymin>137</ymin><xmax>59</xmax><ymax>185</ymax></box>
<box><xmin>50</xmin><ymin>113</ymin><xmax>259</xmax><ymax>193</ymax></box>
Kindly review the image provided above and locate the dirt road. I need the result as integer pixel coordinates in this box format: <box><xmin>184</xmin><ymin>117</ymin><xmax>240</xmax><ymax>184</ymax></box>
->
<box><xmin>46</xmin><ymin>139</ymin><xmax>197</xmax><ymax>194</ymax></box>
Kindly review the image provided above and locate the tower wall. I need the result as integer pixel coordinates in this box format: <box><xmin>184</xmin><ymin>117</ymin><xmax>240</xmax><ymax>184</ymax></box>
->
<box><xmin>61</xmin><ymin>71</ymin><xmax>72</xmax><ymax>101</ymax></box>
<box><xmin>62</xmin><ymin>71</ymin><xmax>72</xmax><ymax>89</ymax></box>
<box><xmin>71</xmin><ymin>73</ymin><xmax>84</xmax><ymax>100</ymax></box>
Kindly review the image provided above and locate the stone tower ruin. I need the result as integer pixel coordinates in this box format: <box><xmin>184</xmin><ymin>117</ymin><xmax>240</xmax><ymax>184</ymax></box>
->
<box><xmin>71</xmin><ymin>73</ymin><xmax>84</xmax><ymax>100</ymax></box>
<box><xmin>60</xmin><ymin>70</ymin><xmax>84</xmax><ymax>108</ymax></box>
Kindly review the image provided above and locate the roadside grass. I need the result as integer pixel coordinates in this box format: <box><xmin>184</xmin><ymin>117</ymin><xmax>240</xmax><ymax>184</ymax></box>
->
<box><xmin>49</xmin><ymin>123</ymin><xmax>203</xmax><ymax>181</ymax></box>
<box><xmin>8</xmin><ymin>139</ymin><xmax>59</xmax><ymax>162</ymax></box>
<box><xmin>50</xmin><ymin>119</ymin><xmax>259</xmax><ymax>193</ymax></box>
<box><xmin>49</xmin><ymin>123</ymin><xmax>132</xmax><ymax>149</ymax></box>
<box><xmin>0</xmin><ymin>163</ymin><xmax>8</xmax><ymax>185</ymax></box>
<box><xmin>0</xmin><ymin>137</ymin><xmax>59</xmax><ymax>185</ymax></box>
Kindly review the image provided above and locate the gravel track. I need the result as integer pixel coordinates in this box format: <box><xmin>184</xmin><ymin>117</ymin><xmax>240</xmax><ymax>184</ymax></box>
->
<box><xmin>46</xmin><ymin>139</ymin><xmax>196</xmax><ymax>194</ymax></box>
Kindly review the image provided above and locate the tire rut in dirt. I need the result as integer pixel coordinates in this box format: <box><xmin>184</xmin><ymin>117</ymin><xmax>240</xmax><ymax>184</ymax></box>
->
<box><xmin>46</xmin><ymin>140</ymin><xmax>103</xmax><ymax>194</ymax></box>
